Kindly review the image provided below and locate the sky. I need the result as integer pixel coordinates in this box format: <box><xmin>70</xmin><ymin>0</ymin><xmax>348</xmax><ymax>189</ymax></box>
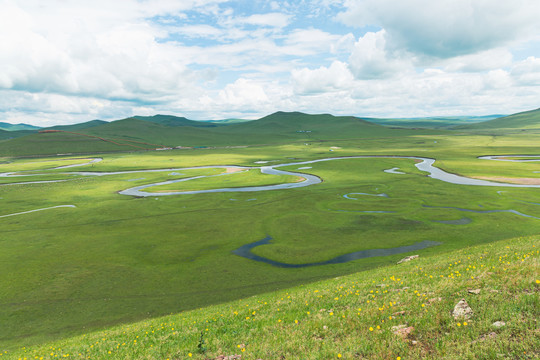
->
<box><xmin>1</xmin><ymin>0</ymin><xmax>540</xmax><ymax>126</ymax></box>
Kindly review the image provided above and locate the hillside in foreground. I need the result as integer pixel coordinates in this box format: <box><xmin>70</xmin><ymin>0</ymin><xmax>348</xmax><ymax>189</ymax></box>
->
<box><xmin>8</xmin><ymin>235</ymin><xmax>538</xmax><ymax>360</ymax></box>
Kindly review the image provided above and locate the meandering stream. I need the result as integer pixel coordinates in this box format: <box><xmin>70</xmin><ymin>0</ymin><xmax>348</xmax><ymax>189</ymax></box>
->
<box><xmin>116</xmin><ymin>155</ymin><xmax>540</xmax><ymax>196</ymax></box>
<box><xmin>4</xmin><ymin>155</ymin><xmax>540</xmax><ymax>193</ymax></box>
<box><xmin>232</xmin><ymin>236</ymin><xmax>442</xmax><ymax>268</ymax></box>
<box><xmin>4</xmin><ymin>155</ymin><xmax>540</xmax><ymax>267</ymax></box>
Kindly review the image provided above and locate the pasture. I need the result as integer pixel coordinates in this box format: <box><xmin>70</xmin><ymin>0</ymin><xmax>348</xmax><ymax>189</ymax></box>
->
<box><xmin>1</xmin><ymin>127</ymin><xmax>540</xmax><ymax>349</ymax></box>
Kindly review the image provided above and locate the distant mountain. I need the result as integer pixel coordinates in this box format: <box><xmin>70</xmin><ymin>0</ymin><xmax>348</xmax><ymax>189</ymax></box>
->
<box><xmin>43</xmin><ymin>120</ymin><xmax>108</xmax><ymax>131</ymax></box>
<box><xmin>5</xmin><ymin>108</ymin><xmax>539</xmax><ymax>157</ymax></box>
<box><xmin>133</xmin><ymin>114</ymin><xmax>218</xmax><ymax>127</ymax></box>
<box><xmin>366</xmin><ymin>115</ymin><xmax>504</xmax><ymax>129</ymax></box>
<box><xmin>0</xmin><ymin>129</ymin><xmax>38</xmax><ymax>140</ymax></box>
<box><xmin>203</xmin><ymin>118</ymin><xmax>253</xmax><ymax>125</ymax></box>
<box><xmin>218</xmin><ymin>111</ymin><xmax>387</xmax><ymax>138</ymax></box>
<box><xmin>0</xmin><ymin>111</ymin><xmax>401</xmax><ymax>156</ymax></box>
<box><xmin>0</xmin><ymin>122</ymin><xmax>41</xmax><ymax>131</ymax></box>
<box><xmin>454</xmin><ymin>108</ymin><xmax>540</xmax><ymax>130</ymax></box>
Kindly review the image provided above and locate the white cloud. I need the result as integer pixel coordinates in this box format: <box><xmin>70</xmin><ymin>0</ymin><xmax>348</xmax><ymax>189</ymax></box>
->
<box><xmin>330</xmin><ymin>33</ymin><xmax>356</xmax><ymax>55</ymax></box>
<box><xmin>283</xmin><ymin>28</ymin><xmax>344</xmax><ymax>57</ymax></box>
<box><xmin>511</xmin><ymin>57</ymin><xmax>540</xmax><ymax>86</ymax></box>
<box><xmin>292</xmin><ymin>61</ymin><xmax>353</xmax><ymax>94</ymax></box>
<box><xmin>442</xmin><ymin>48</ymin><xmax>514</xmax><ymax>73</ymax></box>
<box><xmin>1</xmin><ymin>0</ymin><xmax>539</xmax><ymax>126</ymax></box>
<box><xmin>169</xmin><ymin>24</ymin><xmax>224</xmax><ymax>39</ymax></box>
<box><xmin>348</xmin><ymin>31</ymin><xmax>413</xmax><ymax>79</ymax></box>
<box><xmin>238</xmin><ymin>13</ymin><xmax>291</xmax><ymax>28</ymax></box>
<box><xmin>338</xmin><ymin>0</ymin><xmax>540</xmax><ymax>58</ymax></box>
<box><xmin>218</xmin><ymin>78</ymin><xmax>269</xmax><ymax>107</ymax></box>
<box><xmin>0</xmin><ymin>1</ymin><xmax>210</xmax><ymax>104</ymax></box>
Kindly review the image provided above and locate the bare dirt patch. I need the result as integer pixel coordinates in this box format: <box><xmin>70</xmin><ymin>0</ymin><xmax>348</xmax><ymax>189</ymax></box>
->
<box><xmin>473</xmin><ymin>176</ymin><xmax>540</xmax><ymax>185</ymax></box>
<box><xmin>224</xmin><ymin>167</ymin><xmax>245</xmax><ymax>173</ymax></box>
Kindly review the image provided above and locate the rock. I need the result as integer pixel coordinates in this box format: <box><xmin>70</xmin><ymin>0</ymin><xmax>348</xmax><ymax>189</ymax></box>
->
<box><xmin>492</xmin><ymin>321</ymin><xmax>506</xmax><ymax>328</ymax></box>
<box><xmin>392</xmin><ymin>324</ymin><xmax>407</xmax><ymax>331</ymax></box>
<box><xmin>452</xmin><ymin>298</ymin><xmax>473</xmax><ymax>319</ymax></box>
<box><xmin>468</xmin><ymin>289</ymin><xmax>481</xmax><ymax>295</ymax></box>
<box><xmin>397</xmin><ymin>255</ymin><xmax>419</xmax><ymax>264</ymax></box>
<box><xmin>392</xmin><ymin>324</ymin><xmax>414</xmax><ymax>339</ymax></box>
<box><xmin>474</xmin><ymin>332</ymin><xmax>498</xmax><ymax>343</ymax></box>
<box><xmin>428</xmin><ymin>297</ymin><xmax>442</xmax><ymax>303</ymax></box>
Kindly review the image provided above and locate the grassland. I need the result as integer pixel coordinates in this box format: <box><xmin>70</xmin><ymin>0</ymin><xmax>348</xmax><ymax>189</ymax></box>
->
<box><xmin>1</xmin><ymin>110</ymin><xmax>540</xmax><ymax>354</ymax></box>
<box><xmin>6</xmin><ymin>235</ymin><xmax>539</xmax><ymax>359</ymax></box>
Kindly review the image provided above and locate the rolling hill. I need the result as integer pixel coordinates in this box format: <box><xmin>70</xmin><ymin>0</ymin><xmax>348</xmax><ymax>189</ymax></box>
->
<box><xmin>214</xmin><ymin>111</ymin><xmax>399</xmax><ymax>141</ymax></box>
<box><xmin>366</xmin><ymin>115</ymin><xmax>502</xmax><ymax>129</ymax></box>
<box><xmin>2</xmin><ymin>108</ymin><xmax>538</xmax><ymax>157</ymax></box>
<box><xmin>454</xmin><ymin>107</ymin><xmax>540</xmax><ymax>130</ymax></box>
<box><xmin>0</xmin><ymin>129</ymin><xmax>37</xmax><ymax>140</ymax></box>
<box><xmin>0</xmin><ymin>112</ymin><xmax>406</xmax><ymax>156</ymax></box>
<box><xmin>133</xmin><ymin>114</ymin><xmax>218</xmax><ymax>127</ymax></box>
<box><xmin>43</xmin><ymin>119</ymin><xmax>108</xmax><ymax>131</ymax></box>
<box><xmin>0</xmin><ymin>121</ymin><xmax>40</xmax><ymax>131</ymax></box>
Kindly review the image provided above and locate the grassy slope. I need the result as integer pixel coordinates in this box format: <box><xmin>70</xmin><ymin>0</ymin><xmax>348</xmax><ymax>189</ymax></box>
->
<box><xmin>133</xmin><ymin>115</ymin><xmax>218</xmax><ymax>128</ymax></box>
<box><xmin>0</xmin><ymin>122</ymin><xmax>40</xmax><ymax>131</ymax></box>
<box><xmin>7</xmin><ymin>235</ymin><xmax>539</xmax><ymax>360</ymax></box>
<box><xmin>43</xmin><ymin>120</ymin><xmax>108</xmax><ymax>131</ymax></box>
<box><xmin>218</xmin><ymin>112</ymin><xmax>392</xmax><ymax>139</ymax></box>
<box><xmin>2</xmin><ymin>109</ymin><xmax>540</xmax><ymax>353</ymax></box>
<box><xmin>0</xmin><ymin>129</ymin><xmax>37</xmax><ymax>140</ymax></box>
<box><xmin>2</xmin><ymin>139</ymin><xmax>540</xmax><ymax>350</ymax></box>
<box><xmin>0</xmin><ymin>108</ymin><xmax>537</xmax><ymax>157</ymax></box>
<box><xmin>0</xmin><ymin>112</ymin><xmax>423</xmax><ymax>157</ymax></box>
<box><xmin>365</xmin><ymin>116</ymin><xmax>502</xmax><ymax>129</ymax></box>
<box><xmin>454</xmin><ymin>108</ymin><xmax>540</xmax><ymax>131</ymax></box>
<box><xmin>0</xmin><ymin>131</ymin><xmax>143</xmax><ymax>156</ymax></box>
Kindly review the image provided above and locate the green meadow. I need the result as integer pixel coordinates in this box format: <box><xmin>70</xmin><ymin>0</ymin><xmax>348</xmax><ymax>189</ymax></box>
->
<box><xmin>1</xmin><ymin>111</ymin><xmax>540</xmax><ymax>356</ymax></box>
<box><xmin>6</xmin><ymin>234</ymin><xmax>539</xmax><ymax>359</ymax></box>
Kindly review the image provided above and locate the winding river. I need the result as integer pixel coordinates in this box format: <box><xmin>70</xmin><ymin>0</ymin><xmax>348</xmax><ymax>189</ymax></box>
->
<box><xmin>116</xmin><ymin>155</ymin><xmax>540</xmax><ymax>196</ymax></box>
<box><xmin>232</xmin><ymin>236</ymin><xmax>442</xmax><ymax>268</ymax></box>
<box><xmin>4</xmin><ymin>155</ymin><xmax>540</xmax><ymax>267</ymax></box>
<box><xmin>4</xmin><ymin>155</ymin><xmax>540</xmax><ymax>193</ymax></box>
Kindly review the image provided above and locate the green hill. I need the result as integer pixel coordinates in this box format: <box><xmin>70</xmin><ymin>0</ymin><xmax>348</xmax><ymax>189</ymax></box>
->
<box><xmin>205</xmin><ymin>118</ymin><xmax>253</xmax><ymax>125</ymax></box>
<box><xmin>366</xmin><ymin>115</ymin><xmax>502</xmax><ymax>129</ymax></box>
<box><xmin>44</xmin><ymin>120</ymin><xmax>108</xmax><ymax>131</ymax></box>
<box><xmin>0</xmin><ymin>129</ymin><xmax>37</xmax><ymax>140</ymax></box>
<box><xmin>0</xmin><ymin>130</ymin><xmax>144</xmax><ymax>156</ymax></box>
<box><xmin>0</xmin><ymin>122</ymin><xmax>40</xmax><ymax>131</ymax></box>
<box><xmin>454</xmin><ymin>108</ymin><xmax>540</xmax><ymax>130</ymax></box>
<box><xmin>7</xmin><ymin>235</ymin><xmax>538</xmax><ymax>359</ymax></box>
<box><xmin>215</xmin><ymin>111</ymin><xmax>397</xmax><ymax>141</ymax></box>
<box><xmin>0</xmin><ymin>112</ymin><xmax>409</xmax><ymax>156</ymax></box>
<box><xmin>133</xmin><ymin>114</ymin><xmax>218</xmax><ymax>127</ymax></box>
<box><xmin>79</xmin><ymin>118</ymin><xmax>227</xmax><ymax>147</ymax></box>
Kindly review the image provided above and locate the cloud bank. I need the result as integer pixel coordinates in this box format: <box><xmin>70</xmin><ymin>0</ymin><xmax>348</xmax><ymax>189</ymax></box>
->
<box><xmin>0</xmin><ymin>0</ymin><xmax>539</xmax><ymax>125</ymax></box>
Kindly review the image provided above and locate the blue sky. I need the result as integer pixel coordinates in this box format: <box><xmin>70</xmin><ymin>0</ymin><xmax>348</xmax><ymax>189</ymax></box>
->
<box><xmin>1</xmin><ymin>0</ymin><xmax>539</xmax><ymax>126</ymax></box>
